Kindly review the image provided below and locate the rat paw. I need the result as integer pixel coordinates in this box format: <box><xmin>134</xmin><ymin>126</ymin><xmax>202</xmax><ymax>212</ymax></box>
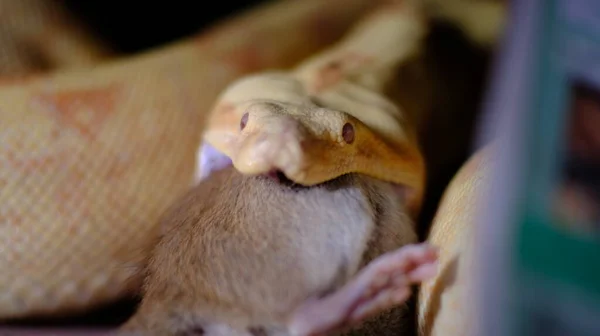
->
<box><xmin>289</xmin><ymin>243</ymin><xmax>438</xmax><ymax>336</ymax></box>
<box><xmin>347</xmin><ymin>243</ymin><xmax>438</xmax><ymax>322</ymax></box>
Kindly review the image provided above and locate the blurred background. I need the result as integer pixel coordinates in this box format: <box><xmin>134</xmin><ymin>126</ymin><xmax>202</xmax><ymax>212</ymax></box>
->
<box><xmin>60</xmin><ymin>0</ymin><xmax>269</xmax><ymax>54</ymax></box>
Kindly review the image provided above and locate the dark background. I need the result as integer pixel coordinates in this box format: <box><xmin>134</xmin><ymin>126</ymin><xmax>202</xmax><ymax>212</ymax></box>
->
<box><xmin>61</xmin><ymin>0</ymin><xmax>270</xmax><ymax>54</ymax></box>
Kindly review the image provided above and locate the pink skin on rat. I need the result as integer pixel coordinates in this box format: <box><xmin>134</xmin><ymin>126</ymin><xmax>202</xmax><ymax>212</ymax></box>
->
<box><xmin>288</xmin><ymin>243</ymin><xmax>438</xmax><ymax>336</ymax></box>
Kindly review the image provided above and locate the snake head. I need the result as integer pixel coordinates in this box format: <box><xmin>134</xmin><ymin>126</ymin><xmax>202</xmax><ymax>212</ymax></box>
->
<box><xmin>203</xmin><ymin>72</ymin><xmax>425</xmax><ymax>216</ymax></box>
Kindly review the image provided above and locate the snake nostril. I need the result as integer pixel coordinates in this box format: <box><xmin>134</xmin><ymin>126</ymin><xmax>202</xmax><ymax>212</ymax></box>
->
<box><xmin>240</xmin><ymin>112</ymin><xmax>249</xmax><ymax>130</ymax></box>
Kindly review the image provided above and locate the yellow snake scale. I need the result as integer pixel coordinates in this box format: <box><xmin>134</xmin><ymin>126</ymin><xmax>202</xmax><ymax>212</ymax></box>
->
<box><xmin>0</xmin><ymin>1</ymin><xmax>499</xmax><ymax>334</ymax></box>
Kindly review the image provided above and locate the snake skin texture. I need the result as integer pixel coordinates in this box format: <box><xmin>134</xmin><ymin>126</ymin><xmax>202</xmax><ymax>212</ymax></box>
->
<box><xmin>0</xmin><ymin>0</ymin><xmax>507</xmax><ymax>329</ymax></box>
<box><xmin>0</xmin><ymin>0</ymin><xmax>379</xmax><ymax>319</ymax></box>
<box><xmin>417</xmin><ymin>145</ymin><xmax>495</xmax><ymax>336</ymax></box>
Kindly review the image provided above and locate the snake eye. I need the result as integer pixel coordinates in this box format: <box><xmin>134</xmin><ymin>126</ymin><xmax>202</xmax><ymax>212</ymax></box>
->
<box><xmin>240</xmin><ymin>112</ymin><xmax>249</xmax><ymax>130</ymax></box>
<box><xmin>342</xmin><ymin>122</ymin><xmax>355</xmax><ymax>144</ymax></box>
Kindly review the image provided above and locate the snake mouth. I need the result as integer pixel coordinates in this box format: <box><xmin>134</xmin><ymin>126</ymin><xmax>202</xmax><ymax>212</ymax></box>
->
<box><xmin>265</xmin><ymin>169</ymin><xmax>296</xmax><ymax>186</ymax></box>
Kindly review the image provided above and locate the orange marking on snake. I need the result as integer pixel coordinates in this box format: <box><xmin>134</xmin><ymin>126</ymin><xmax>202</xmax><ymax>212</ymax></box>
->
<box><xmin>3</xmin><ymin>148</ymin><xmax>66</xmax><ymax>174</ymax></box>
<box><xmin>221</xmin><ymin>43</ymin><xmax>264</xmax><ymax>74</ymax></box>
<box><xmin>35</xmin><ymin>84</ymin><xmax>121</xmax><ymax>140</ymax></box>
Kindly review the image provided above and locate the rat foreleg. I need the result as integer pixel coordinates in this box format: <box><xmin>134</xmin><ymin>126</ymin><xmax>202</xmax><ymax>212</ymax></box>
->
<box><xmin>288</xmin><ymin>243</ymin><xmax>438</xmax><ymax>336</ymax></box>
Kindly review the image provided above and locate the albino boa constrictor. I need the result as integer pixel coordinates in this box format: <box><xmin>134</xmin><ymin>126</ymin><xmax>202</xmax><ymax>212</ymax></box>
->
<box><xmin>0</xmin><ymin>0</ymin><xmax>506</xmax><ymax>333</ymax></box>
<box><xmin>417</xmin><ymin>145</ymin><xmax>494</xmax><ymax>336</ymax></box>
<box><xmin>0</xmin><ymin>0</ymin><xmax>383</xmax><ymax>319</ymax></box>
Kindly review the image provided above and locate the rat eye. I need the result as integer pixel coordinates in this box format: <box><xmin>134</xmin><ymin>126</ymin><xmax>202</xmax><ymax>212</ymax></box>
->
<box><xmin>240</xmin><ymin>112</ymin><xmax>249</xmax><ymax>130</ymax></box>
<box><xmin>342</xmin><ymin>122</ymin><xmax>355</xmax><ymax>144</ymax></box>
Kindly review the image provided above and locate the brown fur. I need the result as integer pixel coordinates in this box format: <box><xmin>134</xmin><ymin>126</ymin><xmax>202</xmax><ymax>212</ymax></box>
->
<box><xmin>119</xmin><ymin>166</ymin><xmax>417</xmax><ymax>336</ymax></box>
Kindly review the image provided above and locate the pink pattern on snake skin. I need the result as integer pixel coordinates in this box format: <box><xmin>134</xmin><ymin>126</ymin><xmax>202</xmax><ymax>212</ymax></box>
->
<box><xmin>34</xmin><ymin>84</ymin><xmax>121</xmax><ymax>140</ymax></box>
<box><xmin>4</xmin><ymin>148</ymin><xmax>67</xmax><ymax>174</ymax></box>
<box><xmin>221</xmin><ymin>44</ymin><xmax>265</xmax><ymax>74</ymax></box>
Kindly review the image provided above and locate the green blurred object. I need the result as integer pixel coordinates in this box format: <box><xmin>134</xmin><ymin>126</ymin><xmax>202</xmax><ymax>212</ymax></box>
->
<box><xmin>476</xmin><ymin>0</ymin><xmax>600</xmax><ymax>334</ymax></box>
<box><xmin>514</xmin><ymin>0</ymin><xmax>600</xmax><ymax>334</ymax></box>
